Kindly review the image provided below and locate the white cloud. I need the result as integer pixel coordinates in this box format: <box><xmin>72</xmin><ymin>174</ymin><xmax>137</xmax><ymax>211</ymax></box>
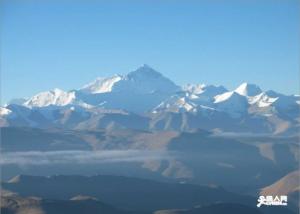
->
<box><xmin>0</xmin><ymin>150</ymin><xmax>173</xmax><ymax>166</ymax></box>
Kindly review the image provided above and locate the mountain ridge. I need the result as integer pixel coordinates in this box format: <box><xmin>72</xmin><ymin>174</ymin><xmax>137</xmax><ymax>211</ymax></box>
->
<box><xmin>2</xmin><ymin>65</ymin><xmax>299</xmax><ymax>135</ymax></box>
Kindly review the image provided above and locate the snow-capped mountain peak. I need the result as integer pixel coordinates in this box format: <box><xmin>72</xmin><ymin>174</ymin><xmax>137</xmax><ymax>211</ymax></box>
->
<box><xmin>108</xmin><ymin>65</ymin><xmax>180</xmax><ymax>94</ymax></box>
<box><xmin>0</xmin><ymin>107</ymin><xmax>12</xmax><ymax>116</ymax></box>
<box><xmin>80</xmin><ymin>75</ymin><xmax>122</xmax><ymax>94</ymax></box>
<box><xmin>250</xmin><ymin>92</ymin><xmax>278</xmax><ymax>107</ymax></box>
<box><xmin>234</xmin><ymin>82</ymin><xmax>262</xmax><ymax>97</ymax></box>
<box><xmin>1</xmin><ymin>65</ymin><xmax>300</xmax><ymax>135</ymax></box>
<box><xmin>153</xmin><ymin>93</ymin><xmax>198</xmax><ymax>113</ymax></box>
<box><xmin>214</xmin><ymin>91</ymin><xmax>238</xmax><ymax>103</ymax></box>
<box><xmin>213</xmin><ymin>91</ymin><xmax>249</xmax><ymax>117</ymax></box>
<box><xmin>79</xmin><ymin>65</ymin><xmax>180</xmax><ymax>95</ymax></box>
<box><xmin>24</xmin><ymin>88</ymin><xmax>76</xmax><ymax>108</ymax></box>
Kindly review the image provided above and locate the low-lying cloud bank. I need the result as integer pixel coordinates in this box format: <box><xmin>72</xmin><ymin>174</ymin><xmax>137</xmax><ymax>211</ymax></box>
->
<box><xmin>0</xmin><ymin>150</ymin><xmax>172</xmax><ymax>166</ymax></box>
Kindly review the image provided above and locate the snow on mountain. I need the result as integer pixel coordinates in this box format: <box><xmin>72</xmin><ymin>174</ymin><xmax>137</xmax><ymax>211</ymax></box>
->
<box><xmin>250</xmin><ymin>92</ymin><xmax>279</xmax><ymax>107</ymax></box>
<box><xmin>250</xmin><ymin>90</ymin><xmax>300</xmax><ymax>110</ymax></box>
<box><xmin>24</xmin><ymin>88</ymin><xmax>76</xmax><ymax>108</ymax></box>
<box><xmin>80</xmin><ymin>75</ymin><xmax>122</xmax><ymax>94</ymax></box>
<box><xmin>1</xmin><ymin>65</ymin><xmax>299</xmax><ymax>134</ymax></box>
<box><xmin>183</xmin><ymin>84</ymin><xmax>227</xmax><ymax>96</ymax></box>
<box><xmin>75</xmin><ymin>65</ymin><xmax>181</xmax><ymax>112</ymax></box>
<box><xmin>214</xmin><ymin>91</ymin><xmax>235</xmax><ymax>103</ymax></box>
<box><xmin>180</xmin><ymin>84</ymin><xmax>228</xmax><ymax>106</ymax></box>
<box><xmin>112</xmin><ymin>64</ymin><xmax>180</xmax><ymax>94</ymax></box>
<box><xmin>153</xmin><ymin>93</ymin><xmax>198</xmax><ymax>113</ymax></box>
<box><xmin>0</xmin><ymin>107</ymin><xmax>12</xmax><ymax>116</ymax></box>
<box><xmin>214</xmin><ymin>91</ymin><xmax>249</xmax><ymax>117</ymax></box>
<box><xmin>80</xmin><ymin>64</ymin><xmax>180</xmax><ymax>96</ymax></box>
<box><xmin>153</xmin><ymin>88</ymin><xmax>223</xmax><ymax>113</ymax></box>
<box><xmin>234</xmin><ymin>82</ymin><xmax>262</xmax><ymax>97</ymax></box>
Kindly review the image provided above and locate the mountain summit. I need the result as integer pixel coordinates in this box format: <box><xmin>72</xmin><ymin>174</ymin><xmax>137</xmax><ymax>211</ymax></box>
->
<box><xmin>234</xmin><ymin>82</ymin><xmax>262</xmax><ymax>97</ymax></box>
<box><xmin>80</xmin><ymin>75</ymin><xmax>122</xmax><ymax>94</ymax></box>
<box><xmin>24</xmin><ymin>88</ymin><xmax>76</xmax><ymax>107</ymax></box>
<box><xmin>127</xmin><ymin>64</ymin><xmax>163</xmax><ymax>79</ymax></box>
<box><xmin>120</xmin><ymin>64</ymin><xmax>180</xmax><ymax>94</ymax></box>
<box><xmin>80</xmin><ymin>65</ymin><xmax>179</xmax><ymax>95</ymax></box>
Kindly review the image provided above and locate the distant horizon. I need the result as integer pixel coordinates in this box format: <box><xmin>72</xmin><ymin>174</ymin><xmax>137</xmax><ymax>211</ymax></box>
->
<box><xmin>1</xmin><ymin>0</ymin><xmax>299</xmax><ymax>103</ymax></box>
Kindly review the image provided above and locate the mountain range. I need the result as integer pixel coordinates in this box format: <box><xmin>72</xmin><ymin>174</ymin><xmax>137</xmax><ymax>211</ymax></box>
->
<box><xmin>1</xmin><ymin>64</ymin><xmax>299</xmax><ymax>135</ymax></box>
<box><xmin>1</xmin><ymin>65</ymin><xmax>299</xmax><ymax>214</ymax></box>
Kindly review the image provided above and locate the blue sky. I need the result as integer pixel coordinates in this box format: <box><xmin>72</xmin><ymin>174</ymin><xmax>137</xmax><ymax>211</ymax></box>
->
<box><xmin>1</xmin><ymin>0</ymin><xmax>299</xmax><ymax>103</ymax></box>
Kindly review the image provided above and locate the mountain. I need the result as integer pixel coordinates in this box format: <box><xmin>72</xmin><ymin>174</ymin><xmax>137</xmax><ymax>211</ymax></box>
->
<box><xmin>80</xmin><ymin>64</ymin><xmax>180</xmax><ymax>95</ymax></box>
<box><xmin>1</xmin><ymin>65</ymin><xmax>299</xmax><ymax>135</ymax></box>
<box><xmin>119</xmin><ymin>64</ymin><xmax>180</xmax><ymax>94</ymax></box>
<box><xmin>153</xmin><ymin>84</ymin><xmax>228</xmax><ymax>113</ymax></box>
<box><xmin>234</xmin><ymin>82</ymin><xmax>262</xmax><ymax>97</ymax></box>
<box><xmin>214</xmin><ymin>91</ymin><xmax>249</xmax><ymax>117</ymax></box>
<box><xmin>0</xmin><ymin>107</ymin><xmax>12</xmax><ymax>116</ymax></box>
<box><xmin>75</xmin><ymin>65</ymin><xmax>181</xmax><ymax>112</ymax></box>
<box><xmin>250</xmin><ymin>92</ymin><xmax>279</xmax><ymax>108</ymax></box>
<box><xmin>22</xmin><ymin>65</ymin><xmax>180</xmax><ymax>113</ymax></box>
<box><xmin>183</xmin><ymin>84</ymin><xmax>228</xmax><ymax>96</ymax></box>
<box><xmin>80</xmin><ymin>75</ymin><xmax>123</xmax><ymax>94</ymax></box>
<box><xmin>24</xmin><ymin>88</ymin><xmax>76</xmax><ymax>108</ymax></box>
<box><xmin>261</xmin><ymin>170</ymin><xmax>300</xmax><ymax>196</ymax></box>
<box><xmin>260</xmin><ymin>170</ymin><xmax>300</xmax><ymax>211</ymax></box>
<box><xmin>153</xmin><ymin>92</ymin><xmax>199</xmax><ymax>113</ymax></box>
